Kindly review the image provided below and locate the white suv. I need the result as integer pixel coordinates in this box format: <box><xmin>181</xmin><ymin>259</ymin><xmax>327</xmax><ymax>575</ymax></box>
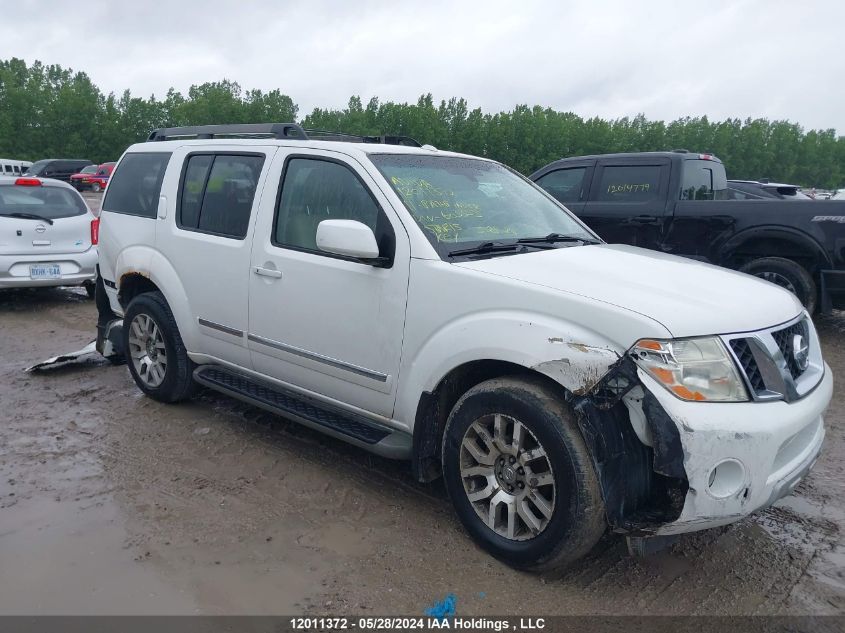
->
<box><xmin>96</xmin><ymin>123</ymin><xmax>832</xmax><ymax>571</ymax></box>
<box><xmin>1</xmin><ymin>175</ymin><xmax>98</xmax><ymax>296</ymax></box>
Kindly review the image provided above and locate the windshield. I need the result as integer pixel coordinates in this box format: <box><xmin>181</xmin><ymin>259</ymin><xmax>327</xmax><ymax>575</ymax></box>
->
<box><xmin>80</xmin><ymin>165</ymin><xmax>98</xmax><ymax>175</ymax></box>
<box><xmin>0</xmin><ymin>184</ymin><xmax>88</xmax><ymax>219</ymax></box>
<box><xmin>369</xmin><ymin>154</ymin><xmax>596</xmax><ymax>258</ymax></box>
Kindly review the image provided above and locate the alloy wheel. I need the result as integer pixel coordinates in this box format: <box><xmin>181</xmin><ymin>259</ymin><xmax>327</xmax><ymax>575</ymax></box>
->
<box><xmin>127</xmin><ymin>313</ymin><xmax>168</xmax><ymax>388</ymax></box>
<box><xmin>459</xmin><ymin>413</ymin><xmax>555</xmax><ymax>541</ymax></box>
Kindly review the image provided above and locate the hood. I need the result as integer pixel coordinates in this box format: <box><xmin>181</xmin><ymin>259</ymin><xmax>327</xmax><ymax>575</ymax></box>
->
<box><xmin>454</xmin><ymin>244</ymin><xmax>803</xmax><ymax>338</ymax></box>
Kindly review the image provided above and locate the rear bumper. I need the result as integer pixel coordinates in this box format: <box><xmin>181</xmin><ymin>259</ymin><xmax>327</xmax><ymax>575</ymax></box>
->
<box><xmin>638</xmin><ymin>365</ymin><xmax>832</xmax><ymax>536</ymax></box>
<box><xmin>0</xmin><ymin>248</ymin><xmax>97</xmax><ymax>288</ymax></box>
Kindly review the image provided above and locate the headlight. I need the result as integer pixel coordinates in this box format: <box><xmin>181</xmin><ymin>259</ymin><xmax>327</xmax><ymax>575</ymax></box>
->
<box><xmin>631</xmin><ymin>337</ymin><xmax>749</xmax><ymax>402</ymax></box>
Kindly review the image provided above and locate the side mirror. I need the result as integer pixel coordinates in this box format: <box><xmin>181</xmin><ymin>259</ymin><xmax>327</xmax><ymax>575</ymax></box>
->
<box><xmin>316</xmin><ymin>220</ymin><xmax>381</xmax><ymax>261</ymax></box>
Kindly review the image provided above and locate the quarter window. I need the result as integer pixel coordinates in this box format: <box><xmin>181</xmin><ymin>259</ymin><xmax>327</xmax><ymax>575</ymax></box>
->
<box><xmin>595</xmin><ymin>165</ymin><xmax>661</xmax><ymax>202</ymax></box>
<box><xmin>535</xmin><ymin>167</ymin><xmax>586</xmax><ymax>203</ymax></box>
<box><xmin>274</xmin><ymin>158</ymin><xmax>390</xmax><ymax>258</ymax></box>
<box><xmin>177</xmin><ymin>153</ymin><xmax>264</xmax><ymax>239</ymax></box>
<box><xmin>103</xmin><ymin>153</ymin><xmax>171</xmax><ymax>218</ymax></box>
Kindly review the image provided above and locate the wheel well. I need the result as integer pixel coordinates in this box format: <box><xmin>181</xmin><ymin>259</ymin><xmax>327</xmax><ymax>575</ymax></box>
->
<box><xmin>411</xmin><ymin>360</ymin><xmax>567</xmax><ymax>482</ymax></box>
<box><xmin>725</xmin><ymin>235</ymin><xmax>825</xmax><ymax>273</ymax></box>
<box><xmin>118</xmin><ymin>273</ymin><xmax>160</xmax><ymax>309</ymax></box>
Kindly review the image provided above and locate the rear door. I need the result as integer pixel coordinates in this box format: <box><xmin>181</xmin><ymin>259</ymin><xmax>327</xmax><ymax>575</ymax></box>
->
<box><xmin>532</xmin><ymin>160</ymin><xmax>595</xmax><ymax>215</ymax></box>
<box><xmin>581</xmin><ymin>157</ymin><xmax>670</xmax><ymax>248</ymax></box>
<box><xmin>156</xmin><ymin>145</ymin><xmax>276</xmax><ymax>368</ymax></box>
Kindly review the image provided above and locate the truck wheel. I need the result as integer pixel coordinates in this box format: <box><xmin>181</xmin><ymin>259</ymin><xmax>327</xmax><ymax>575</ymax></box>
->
<box><xmin>441</xmin><ymin>376</ymin><xmax>606</xmax><ymax>572</ymax></box>
<box><xmin>92</xmin><ymin>182</ymin><xmax>102</xmax><ymax>193</ymax></box>
<box><xmin>740</xmin><ymin>257</ymin><xmax>817</xmax><ymax>313</ymax></box>
<box><xmin>123</xmin><ymin>291</ymin><xmax>195</xmax><ymax>403</ymax></box>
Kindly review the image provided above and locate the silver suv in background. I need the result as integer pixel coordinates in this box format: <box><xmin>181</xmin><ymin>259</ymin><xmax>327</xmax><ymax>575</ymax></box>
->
<box><xmin>0</xmin><ymin>176</ymin><xmax>99</xmax><ymax>297</ymax></box>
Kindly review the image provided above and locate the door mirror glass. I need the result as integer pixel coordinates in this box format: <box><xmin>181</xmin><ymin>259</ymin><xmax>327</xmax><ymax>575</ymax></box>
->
<box><xmin>316</xmin><ymin>220</ymin><xmax>380</xmax><ymax>260</ymax></box>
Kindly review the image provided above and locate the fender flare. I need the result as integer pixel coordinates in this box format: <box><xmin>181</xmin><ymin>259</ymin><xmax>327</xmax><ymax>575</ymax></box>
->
<box><xmin>717</xmin><ymin>226</ymin><xmax>832</xmax><ymax>269</ymax></box>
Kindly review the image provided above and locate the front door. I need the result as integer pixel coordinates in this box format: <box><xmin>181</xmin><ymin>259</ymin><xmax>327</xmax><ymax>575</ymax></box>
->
<box><xmin>248</xmin><ymin>150</ymin><xmax>410</xmax><ymax>418</ymax></box>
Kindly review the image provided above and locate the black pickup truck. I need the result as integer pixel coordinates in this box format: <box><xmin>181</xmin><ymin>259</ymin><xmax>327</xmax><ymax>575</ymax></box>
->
<box><xmin>530</xmin><ymin>150</ymin><xmax>845</xmax><ymax>313</ymax></box>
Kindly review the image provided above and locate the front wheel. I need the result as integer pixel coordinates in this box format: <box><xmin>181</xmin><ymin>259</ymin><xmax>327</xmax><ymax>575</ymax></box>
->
<box><xmin>123</xmin><ymin>291</ymin><xmax>195</xmax><ymax>403</ymax></box>
<box><xmin>91</xmin><ymin>182</ymin><xmax>102</xmax><ymax>193</ymax></box>
<box><xmin>739</xmin><ymin>257</ymin><xmax>817</xmax><ymax>313</ymax></box>
<box><xmin>441</xmin><ymin>376</ymin><xmax>606</xmax><ymax>572</ymax></box>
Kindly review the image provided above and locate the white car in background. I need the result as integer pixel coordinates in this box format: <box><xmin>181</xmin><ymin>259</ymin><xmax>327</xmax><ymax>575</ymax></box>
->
<box><xmin>0</xmin><ymin>176</ymin><xmax>98</xmax><ymax>297</ymax></box>
<box><xmin>833</xmin><ymin>189</ymin><xmax>845</xmax><ymax>201</ymax></box>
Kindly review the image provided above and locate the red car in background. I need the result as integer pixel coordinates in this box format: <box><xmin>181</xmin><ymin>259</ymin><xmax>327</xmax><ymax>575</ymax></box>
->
<box><xmin>70</xmin><ymin>162</ymin><xmax>115</xmax><ymax>192</ymax></box>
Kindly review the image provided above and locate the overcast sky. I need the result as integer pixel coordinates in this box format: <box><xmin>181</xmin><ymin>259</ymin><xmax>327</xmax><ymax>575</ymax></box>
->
<box><xmin>2</xmin><ymin>0</ymin><xmax>842</xmax><ymax>132</ymax></box>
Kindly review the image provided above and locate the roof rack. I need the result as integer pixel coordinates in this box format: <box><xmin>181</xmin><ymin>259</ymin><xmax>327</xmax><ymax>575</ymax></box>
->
<box><xmin>146</xmin><ymin>123</ymin><xmax>420</xmax><ymax>147</ymax></box>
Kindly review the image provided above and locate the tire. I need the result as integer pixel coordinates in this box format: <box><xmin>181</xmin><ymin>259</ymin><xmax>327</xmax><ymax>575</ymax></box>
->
<box><xmin>92</xmin><ymin>182</ymin><xmax>101</xmax><ymax>193</ymax></box>
<box><xmin>123</xmin><ymin>291</ymin><xmax>195</xmax><ymax>403</ymax></box>
<box><xmin>739</xmin><ymin>257</ymin><xmax>817</xmax><ymax>313</ymax></box>
<box><xmin>83</xmin><ymin>281</ymin><xmax>95</xmax><ymax>299</ymax></box>
<box><xmin>441</xmin><ymin>376</ymin><xmax>606</xmax><ymax>572</ymax></box>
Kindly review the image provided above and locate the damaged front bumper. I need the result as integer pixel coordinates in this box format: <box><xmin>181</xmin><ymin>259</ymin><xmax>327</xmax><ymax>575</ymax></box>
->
<box><xmin>635</xmin><ymin>366</ymin><xmax>831</xmax><ymax>536</ymax></box>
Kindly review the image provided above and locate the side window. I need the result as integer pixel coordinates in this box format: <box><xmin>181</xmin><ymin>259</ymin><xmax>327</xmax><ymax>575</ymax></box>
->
<box><xmin>102</xmin><ymin>152</ymin><xmax>171</xmax><ymax>218</ymax></box>
<box><xmin>13</xmin><ymin>165</ymin><xmax>20</xmax><ymax>175</ymax></box>
<box><xmin>595</xmin><ymin>165</ymin><xmax>661</xmax><ymax>202</ymax></box>
<box><xmin>274</xmin><ymin>158</ymin><xmax>391</xmax><ymax>258</ymax></box>
<box><xmin>535</xmin><ymin>168</ymin><xmax>586</xmax><ymax>203</ymax></box>
<box><xmin>177</xmin><ymin>153</ymin><xmax>264</xmax><ymax>239</ymax></box>
<box><xmin>681</xmin><ymin>164</ymin><xmax>714</xmax><ymax>200</ymax></box>
<box><xmin>4</xmin><ymin>165</ymin><xmax>11</xmax><ymax>175</ymax></box>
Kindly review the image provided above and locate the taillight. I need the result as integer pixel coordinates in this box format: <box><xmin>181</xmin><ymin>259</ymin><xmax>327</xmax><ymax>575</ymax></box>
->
<box><xmin>15</xmin><ymin>177</ymin><xmax>41</xmax><ymax>186</ymax></box>
<box><xmin>90</xmin><ymin>218</ymin><xmax>100</xmax><ymax>245</ymax></box>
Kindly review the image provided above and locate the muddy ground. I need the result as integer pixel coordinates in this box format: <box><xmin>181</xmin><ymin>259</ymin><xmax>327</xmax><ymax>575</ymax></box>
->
<box><xmin>1</xmin><ymin>257</ymin><xmax>843</xmax><ymax>616</ymax></box>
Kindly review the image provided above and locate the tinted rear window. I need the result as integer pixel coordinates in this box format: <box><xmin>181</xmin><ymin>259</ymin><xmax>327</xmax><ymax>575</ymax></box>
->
<box><xmin>0</xmin><ymin>184</ymin><xmax>88</xmax><ymax>219</ymax></box>
<box><xmin>595</xmin><ymin>165</ymin><xmax>661</xmax><ymax>202</ymax></box>
<box><xmin>102</xmin><ymin>152</ymin><xmax>171</xmax><ymax>218</ymax></box>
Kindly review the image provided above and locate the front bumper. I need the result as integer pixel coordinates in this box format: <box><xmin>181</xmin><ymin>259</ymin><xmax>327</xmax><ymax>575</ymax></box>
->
<box><xmin>0</xmin><ymin>248</ymin><xmax>97</xmax><ymax>288</ymax></box>
<box><xmin>638</xmin><ymin>364</ymin><xmax>831</xmax><ymax>536</ymax></box>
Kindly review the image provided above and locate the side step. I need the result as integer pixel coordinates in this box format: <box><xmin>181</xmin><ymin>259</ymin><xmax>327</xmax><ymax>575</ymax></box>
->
<box><xmin>193</xmin><ymin>365</ymin><xmax>411</xmax><ymax>459</ymax></box>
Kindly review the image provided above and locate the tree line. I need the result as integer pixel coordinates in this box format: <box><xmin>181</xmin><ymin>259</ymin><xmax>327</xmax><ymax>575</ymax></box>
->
<box><xmin>1</xmin><ymin>57</ymin><xmax>843</xmax><ymax>188</ymax></box>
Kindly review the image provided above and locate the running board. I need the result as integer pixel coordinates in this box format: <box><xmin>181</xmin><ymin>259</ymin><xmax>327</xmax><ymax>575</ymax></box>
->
<box><xmin>193</xmin><ymin>365</ymin><xmax>411</xmax><ymax>459</ymax></box>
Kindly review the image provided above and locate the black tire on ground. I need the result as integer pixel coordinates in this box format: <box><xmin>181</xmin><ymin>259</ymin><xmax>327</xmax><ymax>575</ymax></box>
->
<box><xmin>441</xmin><ymin>376</ymin><xmax>606</xmax><ymax>573</ymax></box>
<box><xmin>739</xmin><ymin>257</ymin><xmax>817</xmax><ymax>313</ymax></box>
<box><xmin>92</xmin><ymin>182</ymin><xmax>101</xmax><ymax>193</ymax></box>
<box><xmin>123</xmin><ymin>291</ymin><xmax>195</xmax><ymax>403</ymax></box>
<box><xmin>83</xmin><ymin>281</ymin><xmax>95</xmax><ymax>299</ymax></box>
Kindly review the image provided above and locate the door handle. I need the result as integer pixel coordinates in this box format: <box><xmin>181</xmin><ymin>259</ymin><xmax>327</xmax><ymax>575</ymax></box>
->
<box><xmin>631</xmin><ymin>215</ymin><xmax>658</xmax><ymax>224</ymax></box>
<box><xmin>253</xmin><ymin>266</ymin><xmax>282</xmax><ymax>279</ymax></box>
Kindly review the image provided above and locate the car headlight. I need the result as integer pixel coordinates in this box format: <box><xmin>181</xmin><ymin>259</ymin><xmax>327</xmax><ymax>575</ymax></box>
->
<box><xmin>631</xmin><ymin>337</ymin><xmax>749</xmax><ymax>402</ymax></box>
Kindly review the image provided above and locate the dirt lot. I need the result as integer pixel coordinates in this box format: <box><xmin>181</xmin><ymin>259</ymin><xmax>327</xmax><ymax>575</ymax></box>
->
<box><xmin>1</xmin><ymin>265</ymin><xmax>843</xmax><ymax>615</ymax></box>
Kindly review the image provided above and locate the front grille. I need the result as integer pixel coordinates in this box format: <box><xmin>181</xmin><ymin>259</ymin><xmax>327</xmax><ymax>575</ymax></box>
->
<box><xmin>772</xmin><ymin>320</ymin><xmax>809</xmax><ymax>380</ymax></box>
<box><xmin>730</xmin><ymin>338</ymin><xmax>765</xmax><ymax>393</ymax></box>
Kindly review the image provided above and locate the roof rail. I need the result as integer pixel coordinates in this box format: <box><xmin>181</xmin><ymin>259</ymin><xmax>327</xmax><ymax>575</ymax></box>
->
<box><xmin>304</xmin><ymin>129</ymin><xmax>421</xmax><ymax>147</ymax></box>
<box><xmin>146</xmin><ymin>123</ymin><xmax>421</xmax><ymax>147</ymax></box>
<box><xmin>147</xmin><ymin>123</ymin><xmax>307</xmax><ymax>142</ymax></box>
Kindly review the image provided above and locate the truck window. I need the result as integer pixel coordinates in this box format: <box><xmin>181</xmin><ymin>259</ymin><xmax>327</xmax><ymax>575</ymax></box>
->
<box><xmin>681</xmin><ymin>160</ymin><xmax>728</xmax><ymax>200</ymax></box>
<box><xmin>595</xmin><ymin>165</ymin><xmax>661</xmax><ymax>202</ymax></box>
<box><xmin>535</xmin><ymin>167</ymin><xmax>586</xmax><ymax>203</ymax></box>
<box><xmin>274</xmin><ymin>158</ymin><xmax>388</xmax><ymax>254</ymax></box>
<box><xmin>177</xmin><ymin>153</ymin><xmax>264</xmax><ymax>239</ymax></box>
<box><xmin>102</xmin><ymin>152</ymin><xmax>171</xmax><ymax>218</ymax></box>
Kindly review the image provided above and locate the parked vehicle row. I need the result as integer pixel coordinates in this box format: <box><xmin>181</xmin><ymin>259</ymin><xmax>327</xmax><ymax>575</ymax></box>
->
<box><xmin>530</xmin><ymin>150</ymin><xmax>845</xmax><ymax>313</ymax></box>
<box><xmin>91</xmin><ymin>123</ymin><xmax>830</xmax><ymax>572</ymax></box>
<box><xmin>70</xmin><ymin>162</ymin><xmax>116</xmax><ymax>192</ymax></box>
<box><xmin>0</xmin><ymin>158</ymin><xmax>33</xmax><ymax>177</ymax></box>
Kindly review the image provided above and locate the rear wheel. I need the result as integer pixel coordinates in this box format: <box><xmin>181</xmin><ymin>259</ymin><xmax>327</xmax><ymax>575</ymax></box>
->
<box><xmin>739</xmin><ymin>257</ymin><xmax>817</xmax><ymax>313</ymax></box>
<box><xmin>123</xmin><ymin>291</ymin><xmax>195</xmax><ymax>403</ymax></box>
<box><xmin>441</xmin><ymin>376</ymin><xmax>606</xmax><ymax>572</ymax></box>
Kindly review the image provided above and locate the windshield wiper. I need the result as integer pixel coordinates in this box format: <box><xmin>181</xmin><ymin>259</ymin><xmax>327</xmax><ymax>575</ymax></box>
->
<box><xmin>447</xmin><ymin>242</ymin><xmax>525</xmax><ymax>258</ymax></box>
<box><xmin>517</xmin><ymin>232</ymin><xmax>599</xmax><ymax>245</ymax></box>
<box><xmin>1</xmin><ymin>212</ymin><xmax>54</xmax><ymax>225</ymax></box>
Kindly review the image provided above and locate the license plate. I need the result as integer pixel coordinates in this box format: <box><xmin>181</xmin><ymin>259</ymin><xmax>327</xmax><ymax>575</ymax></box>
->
<box><xmin>29</xmin><ymin>264</ymin><xmax>61</xmax><ymax>279</ymax></box>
